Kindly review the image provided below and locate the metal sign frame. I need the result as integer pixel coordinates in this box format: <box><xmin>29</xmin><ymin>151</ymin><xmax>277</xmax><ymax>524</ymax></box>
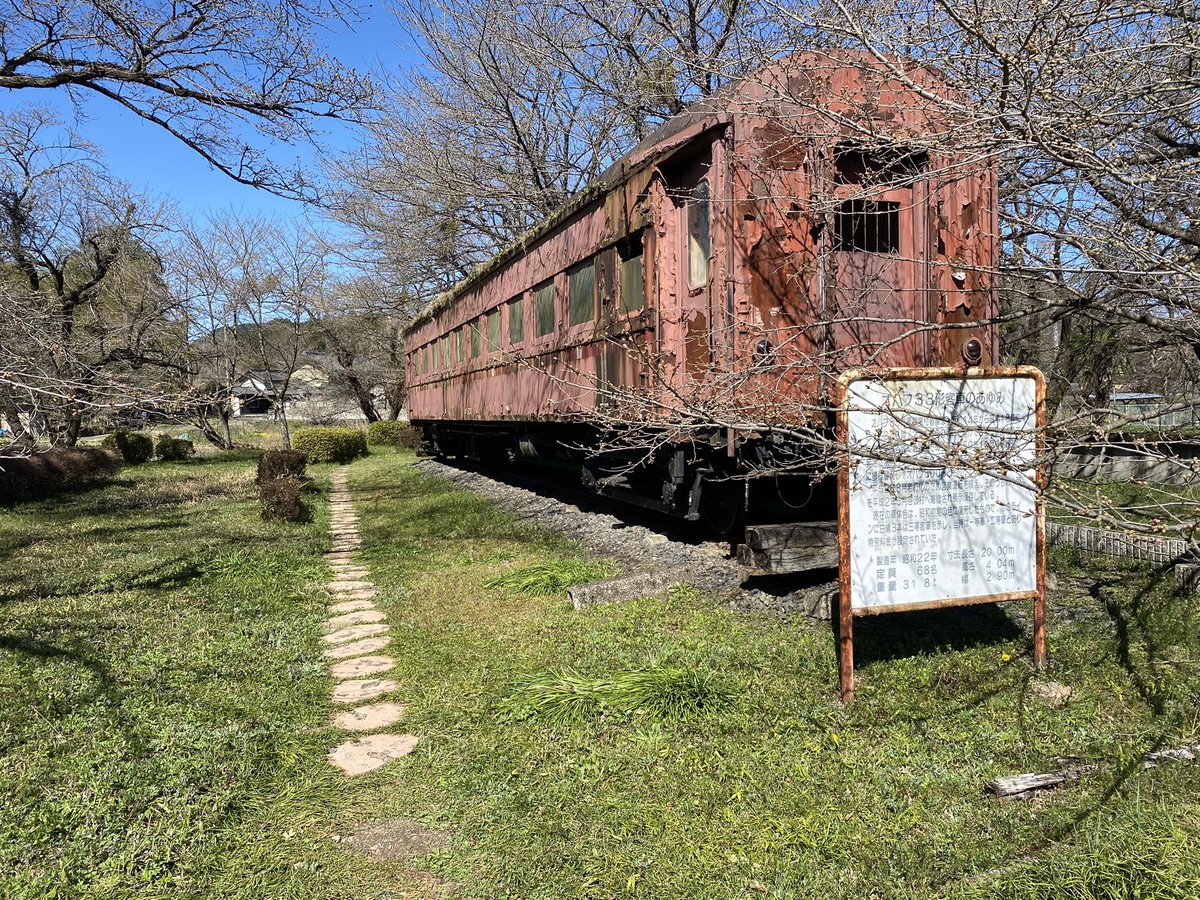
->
<box><xmin>836</xmin><ymin>366</ymin><xmax>1047</xmax><ymax>703</ymax></box>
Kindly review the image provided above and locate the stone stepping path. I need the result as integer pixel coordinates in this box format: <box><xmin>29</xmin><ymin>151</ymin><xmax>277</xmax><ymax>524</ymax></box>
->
<box><xmin>323</xmin><ymin>470</ymin><xmax>420</xmax><ymax>777</ymax></box>
<box><xmin>328</xmin><ymin>734</ymin><xmax>421</xmax><ymax>777</ymax></box>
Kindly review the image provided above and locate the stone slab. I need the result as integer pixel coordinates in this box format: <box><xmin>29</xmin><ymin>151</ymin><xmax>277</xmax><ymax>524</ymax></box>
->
<box><xmin>328</xmin><ymin>733</ymin><xmax>419</xmax><ymax>776</ymax></box>
<box><xmin>330</xmin><ymin>568</ymin><xmax>371</xmax><ymax>579</ymax></box>
<box><xmin>330</xmin><ymin>599</ymin><xmax>377</xmax><ymax>614</ymax></box>
<box><xmin>342</xmin><ymin>818</ymin><xmax>450</xmax><ymax>861</ymax></box>
<box><xmin>325</xmin><ymin>552</ymin><xmax>358</xmax><ymax>562</ymax></box>
<box><xmin>322</xmin><ymin>623</ymin><xmax>389</xmax><ymax>645</ymax></box>
<box><xmin>329</xmin><ymin>580</ymin><xmax>375</xmax><ymax>591</ymax></box>
<box><xmin>329</xmin><ymin>588</ymin><xmax>378</xmax><ymax>600</ymax></box>
<box><xmin>332</xmin><ymin>701</ymin><xmax>407</xmax><ymax>732</ymax></box>
<box><xmin>330</xmin><ymin>655</ymin><xmax>396</xmax><ymax>679</ymax></box>
<box><xmin>324</xmin><ymin>635</ymin><xmax>391</xmax><ymax>659</ymax></box>
<box><xmin>325</xmin><ymin>610</ymin><xmax>386</xmax><ymax>631</ymax></box>
<box><xmin>332</xmin><ymin>678</ymin><xmax>399</xmax><ymax>704</ymax></box>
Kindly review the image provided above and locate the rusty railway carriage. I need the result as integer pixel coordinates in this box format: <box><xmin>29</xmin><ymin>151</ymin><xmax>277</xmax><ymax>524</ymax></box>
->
<box><xmin>404</xmin><ymin>50</ymin><xmax>999</xmax><ymax>543</ymax></box>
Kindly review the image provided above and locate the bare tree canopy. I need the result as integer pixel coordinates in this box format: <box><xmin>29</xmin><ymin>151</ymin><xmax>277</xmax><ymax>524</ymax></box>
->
<box><xmin>0</xmin><ymin>107</ymin><xmax>182</xmax><ymax>446</ymax></box>
<box><xmin>0</xmin><ymin>0</ymin><xmax>375</xmax><ymax>199</ymax></box>
<box><xmin>333</xmin><ymin>0</ymin><xmax>766</xmax><ymax>295</ymax></box>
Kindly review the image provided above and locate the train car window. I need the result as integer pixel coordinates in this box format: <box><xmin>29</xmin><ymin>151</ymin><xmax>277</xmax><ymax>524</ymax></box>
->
<box><xmin>508</xmin><ymin>295</ymin><xmax>525</xmax><ymax>345</ymax></box>
<box><xmin>835</xmin><ymin>199</ymin><xmax>900</xmax><ymax>253</ymax></box>
<box><xmin>470</xmin><ymin>319</ymin><xmax>481</xmax><ymax>358</ymax></box>
<box><xmin>687</xmin><ymin>179</ymin><xmax>711</xmax><ymax>288</ymax></box>
<box><xmin>535</xmin><ymin>280</ymin><xmax>555</xmax><ymax>337</ymax></box>
<box><xmin>568</xmin><ymin>260</ymin><xmax>596</xmax><ymax>326</ymax></box>
<box><xmin>487</xmin><ymin>310</ymin><xmax>500</xmax><ymax>353</ymax></box>
<box><xmin>618</xmin><ymin>234</ymin><xmax>645</xmax><ymax>313</ymax></box>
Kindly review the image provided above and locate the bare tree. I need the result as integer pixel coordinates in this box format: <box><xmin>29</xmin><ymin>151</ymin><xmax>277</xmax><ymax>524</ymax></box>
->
<box><xmin>0</xmin><ymin>0</ymin><xmax>375</xmax><ymax>199</ymax></box>
<box><xmin>333</xmin><ymin>0</ymin><xmax>763</xmax><ymax>296</ymax></box>
<box><xmin>0</xmin><ymin>107</ymin><xmax>183</xmax><ymax>447</ymax></box>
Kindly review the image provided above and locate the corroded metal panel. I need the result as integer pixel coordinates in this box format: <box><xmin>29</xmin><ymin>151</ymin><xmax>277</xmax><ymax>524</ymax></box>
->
<box><xmin>405</xmin><ymin>50</ymin><xmax>999</xmax><ymax>439</ymax></box>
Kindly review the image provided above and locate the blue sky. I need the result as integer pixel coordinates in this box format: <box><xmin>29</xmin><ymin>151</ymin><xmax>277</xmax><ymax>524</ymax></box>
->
<box><xmin>0</xmin><ymin>3</ymin><xmax>413</xmax><ymax>224</ymax></box>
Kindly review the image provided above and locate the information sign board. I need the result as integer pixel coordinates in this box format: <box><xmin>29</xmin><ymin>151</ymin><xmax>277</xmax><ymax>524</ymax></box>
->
<box><xmin>836</xmin><ymin>367</ymin><xmax>1046</xmax><ymax>701</ymax></box>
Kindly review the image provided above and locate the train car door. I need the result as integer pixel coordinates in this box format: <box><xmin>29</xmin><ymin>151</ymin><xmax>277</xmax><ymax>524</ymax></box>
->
<box><xmin>825</xmin><ymin>144</ymin><xmax>934</xmax><ymax>370</ymax></box>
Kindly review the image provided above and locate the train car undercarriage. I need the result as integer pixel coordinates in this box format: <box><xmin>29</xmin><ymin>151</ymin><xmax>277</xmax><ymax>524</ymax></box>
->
<box><xmin>416</xmin><ymin>419</ymin><xmax>840</xmax><ymax>574</ymax></box>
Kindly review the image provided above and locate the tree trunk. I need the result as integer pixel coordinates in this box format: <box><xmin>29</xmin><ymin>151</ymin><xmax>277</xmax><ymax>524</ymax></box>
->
<box><xmin>193</xmin><ymin>409</ymin><xmax>235</xmax><ymax>450</ymax></box>
<box><xmin>278</xmin><ymin>401</ymin><xmax>291</xmax><ymax>449</ymax></box>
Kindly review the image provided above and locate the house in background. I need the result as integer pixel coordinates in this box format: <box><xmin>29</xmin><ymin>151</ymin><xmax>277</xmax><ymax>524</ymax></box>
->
<box><xmin>231</xmin><ymin>364</ymin><xmax>386</xmax><ymax>422</ymax></box>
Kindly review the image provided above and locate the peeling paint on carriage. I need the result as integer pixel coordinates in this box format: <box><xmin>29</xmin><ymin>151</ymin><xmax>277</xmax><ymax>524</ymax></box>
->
<box><xmin>404</xmin><ymin>50</ymin><xmax>998</xmax><ymax>484</ymax></box>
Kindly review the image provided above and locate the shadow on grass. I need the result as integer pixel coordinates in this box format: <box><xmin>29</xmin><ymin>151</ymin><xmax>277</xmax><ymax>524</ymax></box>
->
<box><xmin>0</xmin><ymin>631</ymin><xmax>117</xmax><ymax>708</ymax></box>
<box><xmin>847</xmin><ymin>602</ymin><xmax>1024</xmax><ymax>666</ymax></box>
<box><xmin>3</xmin><ymin>552</ymin><xmax>211</xmax><ymax>605</ymax></box>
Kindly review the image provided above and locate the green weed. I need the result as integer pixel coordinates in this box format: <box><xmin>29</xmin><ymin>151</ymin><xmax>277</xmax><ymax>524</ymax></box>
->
<box><xmin>484</xmin><ymin>557</ymin><xmax>617</xmax><ymax>596</ymax></box>
<box><xmin>500</xmin><ymin>665</ymin><xmax>735</xmax><ymax>725</ymax></box>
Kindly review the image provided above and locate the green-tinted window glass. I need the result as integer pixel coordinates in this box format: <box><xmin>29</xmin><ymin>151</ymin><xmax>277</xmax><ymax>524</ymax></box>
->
<box><xmin>487</xmin><ymin>310</ymin><xmax>500</xmax><ymax>352</ymax></box>
<box><xmin>568</xmin><ymin>261</ymin><xmax>596</xmax><ymax>325</ymax></box>
<box><xmin>470</xmin><ymin>320</ymin><xmax>481</xmax><ymax>358</ymax></box>
<box><xmin>441</xmin><ymin>335</ymin><xmax>449</xmax><ymax>368</ymax></box>
<box><xmin>535</xmin><ymin>281</ymin><xmax>555</xmax><ymax>337</ymax></box>
<box><xmin>508</xmin><ymin>296</ymin><xmax>524</xmax><ymax>345</ymax></box>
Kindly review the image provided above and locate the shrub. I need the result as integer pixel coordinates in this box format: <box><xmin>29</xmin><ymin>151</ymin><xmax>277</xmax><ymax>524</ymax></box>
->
<box><xmin>259</xmin><ymin>477</ymin><xmax>308</xmax><ymax>522</ymax></box>
<box><xmin>256</xmin><ymin>449</ymin><xmax>308</xmax><ymax>484</ymax></box>
<box><xmin>155</xmin><ymin>434</ymin><xmax>195</xmax><ymax>461</ymax></box>
<box><xmin>0</xmin><ymin>448</ymin><xmax>122</xmax><ymax>503</ymax></box>
<box><xmin>104</xmin><ymin>430</ymin><xmax>153</xmax><ymax>464</ymax></box>
<box><xmin>367</xmin><ymin>420</ymin><xmax>421</xmax><ymax>449</ymax></box>
<box><xmin>292</xmin><ymin>427</ymin><xmax>367</xmax><ymax>464</ymax></box>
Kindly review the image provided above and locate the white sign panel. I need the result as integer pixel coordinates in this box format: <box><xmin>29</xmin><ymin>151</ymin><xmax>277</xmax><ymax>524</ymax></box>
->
<box><xmin>846</xmin><ymin>374</ymin><xmax>1040</xmax><ymax>613</ymax></box>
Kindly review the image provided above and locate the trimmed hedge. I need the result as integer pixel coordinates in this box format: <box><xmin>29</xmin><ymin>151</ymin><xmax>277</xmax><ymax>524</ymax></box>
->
<box><xmin>367</xmin><ymin>420</ymin><xmax>421</xmax><ymax>449</ymax></box>
<box><xmin>0</xmin><ymin>448</ymin><xmax>122</xmax><ymax>503</ymax></box>
<box><xmin>256</xmin><ymin>449</ymin><xmax>308</xmax><ymax>484</ymax></box>
<box><xmin>101</xmin><ymin>430</ymin><xmax>154</xmax><ymax>464</ymax></box>
<box><xmin>292</xmin><ymin>427</ymin><xmax>367</xmax><ymax>464</ymax></box>
<box><xmin>260</xmin><ymin>477</ymin><xmax>308</xmax><ymax>522</ymax></box>
<box><xmin>155</xmin><ymin>435</ymin><xmax>195</xmax><ymax>461</ymax></box>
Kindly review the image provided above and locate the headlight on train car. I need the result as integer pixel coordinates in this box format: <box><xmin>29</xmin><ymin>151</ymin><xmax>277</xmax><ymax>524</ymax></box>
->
<box><xmin>962</xmin><ymin>338</ymin><xmax>983</xmax><ymax>366</ymax></box>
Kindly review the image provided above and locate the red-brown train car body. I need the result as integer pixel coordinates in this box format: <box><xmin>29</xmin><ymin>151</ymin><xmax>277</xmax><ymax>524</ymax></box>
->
<box><xmin>403</xmin><ymin>51</ymin><xmax>998</xmax><ymax>531</ymax></box>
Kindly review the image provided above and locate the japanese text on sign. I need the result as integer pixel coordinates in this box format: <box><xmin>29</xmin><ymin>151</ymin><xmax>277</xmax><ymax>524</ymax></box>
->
<box><xmin>845</xmin><ymin>375</ymin><xmax>1040</xmax><ymax>612</ymax></box>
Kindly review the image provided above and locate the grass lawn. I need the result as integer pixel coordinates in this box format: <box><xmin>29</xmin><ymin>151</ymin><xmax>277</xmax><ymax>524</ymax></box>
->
<box><xmin>3</xmin><ymin>448</ymin><xmax>1199</xmax><ymax>898</ymax></box>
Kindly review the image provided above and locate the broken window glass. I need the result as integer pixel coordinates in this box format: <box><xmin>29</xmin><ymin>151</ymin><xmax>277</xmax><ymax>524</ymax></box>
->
<box><xmin>619</xmin><ymin>233</ymin><xmax>645</xmax><ymax>313</ymax></box>
<box><xmin>688</xmin><ymin>179</ymin><xmax>711</xmax><ymax>288</ymax></box>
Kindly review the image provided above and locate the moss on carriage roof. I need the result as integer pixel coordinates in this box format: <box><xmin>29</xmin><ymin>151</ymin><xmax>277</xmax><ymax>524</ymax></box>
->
<box><xmin>402</xmin><ymin>50</ymin><xmax>918</xmax><ymax>338</ymax></box>
<box><xmin>403</xmin><ymin>103</ymin><xmax>728</xmax><ymax>337</ymax></box>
